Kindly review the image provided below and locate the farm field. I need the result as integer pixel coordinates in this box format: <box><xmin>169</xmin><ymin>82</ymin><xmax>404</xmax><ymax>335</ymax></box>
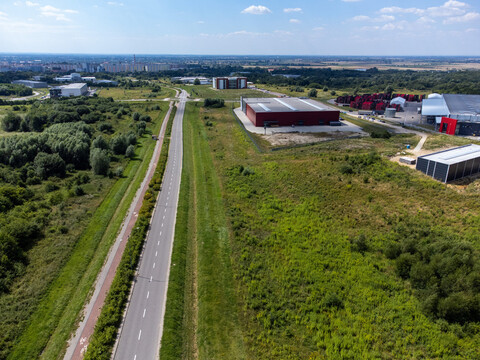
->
<box><xmin>165</xmin><ymin>102</ymin><xmax>480</xmax><ymax>359</ymax></box>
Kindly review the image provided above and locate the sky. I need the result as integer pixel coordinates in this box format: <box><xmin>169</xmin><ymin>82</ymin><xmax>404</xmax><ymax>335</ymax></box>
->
<box><xmin>0</xmin><ymin>0</ymin><xmax>480</xmax><ymax>55</ymax></box>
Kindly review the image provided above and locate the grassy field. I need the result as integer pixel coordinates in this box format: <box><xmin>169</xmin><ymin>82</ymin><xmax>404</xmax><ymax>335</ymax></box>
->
<box><xmin>98</xmin><ymin>86</ymin><xmax>176</xmax><ymax>100</ymax></box>
<box><xmin>161</xmin><ymin>102</ymin><xmax>246</xmax><ymax>360</ymax></box>
<box><xmin>164</xmin><ymin>103</ymin><xmax>480</xmax><ymax>359</ymax></box>
<box><xmin>423</xmin><ymin>133</ymin><xmax>480</xmax><ymax>150</ymax></box>
<box><xmin>4</xmin><ymin>107</ymin><xmax>167</xmax><ymax>359</ymax></box>
<box><xmin>179</xmin><ymin>84</ymin><xmax>274</xmax><ymax>100</ymax></box>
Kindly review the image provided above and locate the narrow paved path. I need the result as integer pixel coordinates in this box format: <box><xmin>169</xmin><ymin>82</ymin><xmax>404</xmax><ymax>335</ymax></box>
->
<box><xmin>64</xmin><ymin>101</ymin><xmax>174</xmax><ymax>360</ymax></box>
<box><xmin>113</xmin><ymin>90</ymin><xmax>187</xmax><ymax>360</ymax></box>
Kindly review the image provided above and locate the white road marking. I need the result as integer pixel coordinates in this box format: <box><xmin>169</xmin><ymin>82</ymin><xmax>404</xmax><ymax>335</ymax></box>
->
<box><xmin>150</xmin><ymin>275</ymin><xmax>153</xmax><ymax>282</ymax></box>
<box><xmin>155</xmin><ymin>251</ymin><xmax>158</xmax><ymax>257</ymax></box>
<box><xmin>147</xmin><ymin>291</ymin><xmax>150</xmax><ymax>299</ymax></box>
<box><xmin>164</xmin><ymin>209</ymin><xmax>167</xmax><ymax>213</ymax></box>
<box><xmin>138</xmin><ymin>330</ymin><xmax>142</xmax><ymax>341</ymax></box>
<box><xmin>134</xmin><ymin>355</ymin><xmax>137</xmax><ymax>360</ymax></box>
<box><xmin>153</xmin><ymin>262</ymin><xmax>156</xmax><ymax>269</ymax></box>
<box><xmin>143</xmin><ymin>308</ymin><xmax>146</xmax><ymax>318</ymax></box>
<box><xmin>159</xmin><ymin>231</ymin><xmax>162</xmax><ymax>236</ymax></box>
<box><xmin>161</xmin><ymin>223</ymin><xmax>164</xmax><ymax>227</ymax></box>
<box><xmin>157</xmin><ymin>241</ymin><xmax>160</xmax><ymax>246</ymax></box>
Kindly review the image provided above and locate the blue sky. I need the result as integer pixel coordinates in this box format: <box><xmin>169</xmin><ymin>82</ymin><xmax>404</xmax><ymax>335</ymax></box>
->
<box><xmin>1</xmin><ymin>0</ymin><xmax>479</xmax><ymax>55</ymax></box>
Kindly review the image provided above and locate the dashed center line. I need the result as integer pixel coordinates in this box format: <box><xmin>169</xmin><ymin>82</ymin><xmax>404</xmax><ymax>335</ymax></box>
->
<box><xmin>147</xmin><ymin>291</ymin><xmax>150</xmax><ymax>299</ymax></box>
<box><xmin>143</xmin><ymin>308</ymin><xmax>146</xmax><ymax>318</ymax></box>
<box><xmin>138</xmin><ymin>330</ymin><xmax>142</xmax><ymax>341</ymax></box>
<box><xmin>153</xmin><ymin>262</ymin><xmax>156</xmax><ymax>269</ymax></box>
<box><xmin>155</xmin><ymin>251</ymin><xmax>158</xmax><ymax>257</ymax></box>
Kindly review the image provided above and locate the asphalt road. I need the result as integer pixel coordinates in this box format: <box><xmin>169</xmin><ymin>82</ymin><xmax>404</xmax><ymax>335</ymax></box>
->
<box><xmin>113</xmin><ymin>90</ymin><xmax>186</xmax><ymax>360</ymax></box>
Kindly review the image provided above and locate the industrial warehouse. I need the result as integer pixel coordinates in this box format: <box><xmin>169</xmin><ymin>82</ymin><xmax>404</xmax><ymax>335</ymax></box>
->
<box><xmin>50</xmin><ymin>83</ymin><xmax>88</xmax><ymax>98</ymax></box>
<box><xmin>422</xmin><ymin>94</ymin><xmax>480</xmax><ymax>135</ymax></box>
<box><xmin>416</xmin><ymin>144</ymin><xmax>480</xmax><ymax>183</ymax></box>
<box><xmin>241</xmin><ymin>97</ymin><xmax>340</xmax><ymax>127</ymax></box>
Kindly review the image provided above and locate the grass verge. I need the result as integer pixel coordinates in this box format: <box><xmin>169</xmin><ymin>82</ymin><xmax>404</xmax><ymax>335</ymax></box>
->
<box><xmin>160</xmin><ymin>102</ymin><xmax>246</xmax><ymax>360</ymax></box>
<box><xmin>7</xmin><ymin>111</ymin><xmax>167</xmax><ymax>360</ymax></box>
<box><xmin>83</xmin><ymin>104</ymin><xmax>175</xmax><ymax>360</ymax></box>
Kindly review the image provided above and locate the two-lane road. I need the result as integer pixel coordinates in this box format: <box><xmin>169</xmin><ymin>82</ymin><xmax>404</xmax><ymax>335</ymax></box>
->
<box><xmin>114</xmin><ymin>90</ymin><xmax>187</xmax><ymax>360</ymax></box>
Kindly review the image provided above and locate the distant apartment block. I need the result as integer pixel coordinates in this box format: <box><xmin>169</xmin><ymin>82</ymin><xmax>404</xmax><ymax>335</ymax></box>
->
<box><xmin>11</xmin><ymin>80</ymin><xmax>48</xmax><ymax>88</ymax></box>
<box><xmin>213</xmin><ymin>77</ymin><xmax>247</xmax><ymax>90</ymax></box>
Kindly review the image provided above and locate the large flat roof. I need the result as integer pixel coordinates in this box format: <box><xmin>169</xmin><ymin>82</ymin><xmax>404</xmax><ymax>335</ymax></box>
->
<box><xmin>61</xmin><ymin>83</ymin><xmax>87</xmax><ymax>89</ymax></box>
<box><xmin>419</xmin><ymin>144</ymin><xmax>480</xmax><ymax>165</ymax></box>
<box><xmin>244</xmin><ymin>97</ymin><xmax>334</xmax><ymax>113</ymax></box>
<box><xmin>422</xmin><ymin>94</ymin><xmax>480</xmax><ymax>117</ymax></box>
<box><xmin>444</xmin><ymin>94</ymin><xmax>480</xmax><ymax>116</ymax></box>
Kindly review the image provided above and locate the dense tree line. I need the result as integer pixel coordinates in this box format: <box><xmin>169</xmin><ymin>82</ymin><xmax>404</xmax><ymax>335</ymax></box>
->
<box><xmin>246</xmin><ymin>68</ymin><xmax>480</xmax><ymax>94</ymax></box>
<box><xmin>0</xmin><ymin>84</ymin><xmax>33</xmax><ymax>97</ymax></box>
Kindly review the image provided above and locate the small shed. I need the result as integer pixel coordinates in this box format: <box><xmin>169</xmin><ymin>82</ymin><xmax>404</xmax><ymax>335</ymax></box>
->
<box><xmin>416</xmin><ymin>144</ymin><xmax>480</xmax><ymax>182</ymax></box>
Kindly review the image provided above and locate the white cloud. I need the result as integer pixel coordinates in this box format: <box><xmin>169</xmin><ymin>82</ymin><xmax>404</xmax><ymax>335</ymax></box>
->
<box><xmin>26</xmin><ymin>1</ymin><xmax>39</xmax><ymax>6</ymax></box>
<box><xmin>466</xmin><ymin>28</ymin><xmax>479</xmax><ymax>32</ymax></box>
<box><xmin>284</xmin><ymin>8</ymin><xmax>302</xmax><ymax>13</ymax></box>
<box><xmin>444</xmin><ymin>11</ymin><xmax>480</xmax><ymax>23</ymax></box>
<box><xmin>417</xmin><ymin>16</ymin><xmax>435</xmax><ymax>24</ymax></box>
<box><xmin>380</xmin><ymin>6</ymin><xmax>424</xmax><ymax>15</ymax></box>
<box><xmin>289</xmin><ymin>18</ymin><xmax>300</xmax><ymax>23</ymax></box>
<box><xmin>313</xmin><ymin>26</ymin><xmax>324</xmax><ymax>31</ymax></box>
<box><xmin>40</xmin><ymin>5</ymin><xmax>78</xmax><ymax>22</ymax></box>
<box><xmin>107</xmin><ymin>2</ymin><xmax>124</xmax><ymax>6</ymax></box>
<box><xmin>352</xmin><ymin>14</ymin><xmax>394</xmax><ymax>22</ymax></box>
<box><xmin>342</xmin><ymin>0</ymin><xmax>361</xmax><ymax>2</ymax></box>
<box><xmin>241</xmin><ymin>5</ymin><xmax>271</xmax><ymax>15</ymax></box>
<box><xmin>197</xmin><ymin>20</ymin><xmax>205</xmax><ymax>24</ymax></box>
<box><xmin>0</xmin><ymin>11</ymin><xmax>7</xmax><ymax>20</ymax></box>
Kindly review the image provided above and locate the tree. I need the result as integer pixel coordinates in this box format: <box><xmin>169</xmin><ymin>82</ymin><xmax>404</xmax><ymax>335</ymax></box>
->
<box><xmin>132</xmin><ymin>112</ymin><xmax>141</xmax><ymax>121</ymax></box>
<box><xmin>111</xmin><ymin>135</ymin><xmax>128</xmax><ymax>155</ymax></box>
<box><xmin>308</xmin><ymin>89</ymin><xmax>317</xmax><ymax>98</ymax></box>
<box><xmin>34</xmin><ymin>152</ymin><xmax>66</xmax><ymax>179</ymax></box>
<box><xmin>90</xmin><ymin>148</ymin><xmax>110</xmax><ymax>175</ymax></box>
<box><xmin>193</xmin><ymin>78</ymin><xmax>201</xmax><ymax>85</ymax></box>
<box><xmin>1</xmin><ymin>112</ymin><xmax>21</xmax><ymax>132</ymax></box>
<box><xmin>125</xmin><ymin>145</ymin><xmax>135</xmax><ymax>158</ymax></box>
<box><xmin>385</xmin><ymin>85</ymin><xmax>394</xmax><ymax>94</ymax></box>
<box><xmin>92</xmin><ymin>135</ymin><xmax>109</xmax><ymax>150</ymax></box>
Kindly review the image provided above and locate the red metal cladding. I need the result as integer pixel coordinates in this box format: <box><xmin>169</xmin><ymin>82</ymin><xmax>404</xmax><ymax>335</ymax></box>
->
<box><xmin>439</xmin><ymin>117</ymin><xmax>458</xmax><ymax>135</ymax></box>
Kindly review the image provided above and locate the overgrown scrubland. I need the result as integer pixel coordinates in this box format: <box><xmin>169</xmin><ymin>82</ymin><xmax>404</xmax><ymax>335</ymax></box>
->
<box><xmin>169</xmin><ymin>103</ymin><xmax>480</xmax><ymax>359</ymax></box>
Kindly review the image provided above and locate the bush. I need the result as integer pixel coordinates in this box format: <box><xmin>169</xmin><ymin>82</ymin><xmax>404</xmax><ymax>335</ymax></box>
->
<box><xmin>370</xmin><ymin>130</ymin><xmax>391</xmax><ymax>139</ymax></box>
<box><xmin>125</xmin><ymin>145</ymin><xmax>135</xmax><ymax>158</ymax></box>
<box><xmin>2</xmin><ymin>112</ymin><xmax>21</xmax><ymax>132</ymax></box>
<box><xmin>204</xmin><ymin>98</ymin><xmax>225</xmax><ymax>108</ymax></box>
<box><xmin>90</xmin><ymin>148</ymin><xmax>110</xmax><ymax>175</ymax></box>
<box><xmin>308</xmin><ymin>89</ymin><xmax>317</xmax><ymax>98</ymax></box>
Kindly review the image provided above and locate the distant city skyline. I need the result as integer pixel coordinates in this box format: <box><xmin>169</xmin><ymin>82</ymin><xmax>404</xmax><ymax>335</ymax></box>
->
<box><xmin>0</xmin><ymin>0</ymin><xmax>479</xmax><ymax>55</ymax></box>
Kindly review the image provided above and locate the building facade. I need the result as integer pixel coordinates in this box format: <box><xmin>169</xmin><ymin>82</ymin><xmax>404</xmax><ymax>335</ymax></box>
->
<box><xmin>50</xmin><ymin>83</ymin><xmax>88</xmax><ymax>98</ymax></box>
<box><xmin>213</xmin><ymin>77</ymin><xmax>247</xmax><ymax>89</ymax></box>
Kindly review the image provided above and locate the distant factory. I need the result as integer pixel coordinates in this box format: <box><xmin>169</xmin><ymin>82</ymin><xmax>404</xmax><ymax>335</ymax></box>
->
<box><xmin>422</xmin><ymin>94</ymin><xmax>480</xmax><ymax>135</ymax></box>
<box><xmin>213</xmin><ymin>77</ymin><xmax>247</xmax><ymax>90</ymax></box>
<box><xmin>241</xmin><ymin>97</ymin><xmax>340</xmax><ymax>127</ymax></box>
<box><xmin>50</xmin><ymin>83</ymin><xmax>88</xmax><ymax>98</ymax></box>
<box><xmin>11</xmin><ymin>80</ymin><xmax>48</xmax><ymax>88</ymax></box>
<box><xmin>55</xmin><ymin>73</ymin><xmax>117</xmax><ymax>86</ymax></box>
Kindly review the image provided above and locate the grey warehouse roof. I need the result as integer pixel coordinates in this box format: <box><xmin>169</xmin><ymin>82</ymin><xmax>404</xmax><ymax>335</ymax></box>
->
<box><xmin>419</xmin><ymin>144</ymin><xmax>480</xmax><ymax>165</ymax></box>
<box><xmin>62</xmin><ymin>83</ymin><xmax>87</xmax><ymax>89</ymax></box>
<box><xmin>244</xmin><ymin>97</ymin><xmax>331</xmax><ymax>113</ymax></box>
<box><xmin>443</xmin><ymin>94</ymin><xmax>480</xmax><ymax>116</ymax></box>
<box><xmin>421</xmin><ymin>98</ymin><xmax>450</xmax><ymax>116</ymax></box>
<box><xmin>422</xmin><ymin>94</ymin><xmax>480</xmax><ymax>117</ymax></box>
